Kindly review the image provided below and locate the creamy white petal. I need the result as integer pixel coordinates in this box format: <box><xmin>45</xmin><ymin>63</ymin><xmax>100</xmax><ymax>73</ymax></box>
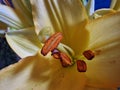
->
<box><xmin>81</xmin><ymin>0</ymin><xmax>88</xmax><ymax>6</ymax></box>
<box><xmin>85</xmin><ymin>0</ymin><xmax>95</xmax><ymax>15</ymax></box>
<box><xmin>85</xmin><ymin>12</ymin><xmax>120</xmax><ymax>88</ymax></box>
<box><xmin>6</xmin><ymin>27</ymin><xmax>42</xmax><ymax>58</ymax></box>
<box><xmin>12</xmin><ymin>0</ymin><xmax>33</xmax><ymax>27</ymax></box>
<box><xmin>0</xmin><ymin>4</ymin><xmax>24</xmax><ymax>29</ymax></box>
<box><xmin>0</xmin><ymin>52</ymin><xmax>86</xmax><ymax>90</ymax></box>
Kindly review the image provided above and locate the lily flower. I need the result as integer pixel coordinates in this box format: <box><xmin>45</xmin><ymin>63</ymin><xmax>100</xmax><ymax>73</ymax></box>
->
<box><xmin>0</xmin><ymin>0</ymin><xmax>120</xmax><ymax>90</ymax></box>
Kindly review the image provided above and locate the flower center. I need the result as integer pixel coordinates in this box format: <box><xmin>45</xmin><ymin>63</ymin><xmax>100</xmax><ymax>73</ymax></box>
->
<box><xmin>41</xmin><ymin>32</ymin><xmax>95</xmax><ymax>72</ymax></box>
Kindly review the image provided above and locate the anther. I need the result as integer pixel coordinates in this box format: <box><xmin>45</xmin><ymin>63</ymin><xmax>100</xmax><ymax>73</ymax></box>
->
<box><xmin>77</xmin><ymin>60</ymin><xmax>87</xmax><ymax>72</ymax></box>
<box><xmin>41</xmin><ymin>32</ymin><xmax>63</xmax><ymax>56</ymax></box>
<box><xmin>59</xmin><ymin>52</ymin><xmax>72</xmax><ymax>67</ymax></box>
<box><xmin>83</xmin><ymin>50</ymin><xmax>95</xmax><ymax>60</ymax></box>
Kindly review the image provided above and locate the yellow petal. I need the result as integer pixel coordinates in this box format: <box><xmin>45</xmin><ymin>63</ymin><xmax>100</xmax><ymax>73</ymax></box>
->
<box><xmin>85</xmin><ymin>12</ymin><xmax>120</xmax><ymax>88</ymax></box>
<box><xmin>12</xmin><ymin>0</ymin><xmax>33</xmax><ymax>27</ymax></box>
<box><xmin>91</xmin><ymin>9</ymin><xmax>116</xmax><ymax>19</ymax></box>
<box><xmin>30</xmin><ymin>0</ymin><xmax>89</xmax><ymax>55</ymax></box>
<box><xmin>0</xmin><ymin>52</ymin><xmax>86</xmax><ymax>90</ymax></box>
<box><xmin>84</xmin><ymin>86</ymin><xmax>116</xmax><ymax>90</ymax></box>
<box><xmin>110</xmin><ymin>0</ymin><xmax>120</xmax><ymax>11</ymax></box>
<box><xmin>21</xmin><ymin>0</ymin><xmax>32</xmax><ymax>12</ymax></box>
<box><xmin>110</xmin><ymin>0</ymin><xmax>117</xmax><ymax>9</ymax></box>
<box><xmin>6</xmin><ymin>27</ymin><xmax>42</xmax><ymax>58</ymax></box>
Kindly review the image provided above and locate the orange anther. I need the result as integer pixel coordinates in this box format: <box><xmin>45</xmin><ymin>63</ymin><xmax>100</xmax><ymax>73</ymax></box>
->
<box><xmin>83</xmin><ymin>50</ymin><xmax>95</xmax><ymax>60</ymax></box>
<box><xmin>41</xmin><ymin>32</ymin><xmax>63</xmax><ymax>56</ymax></box>
<box><xmin>59</xmin><ymin>52</ymin><xmax>72</xmax><ymax>67</ymax></box>
<box><xmin>77</xmin><ymin>60</ymin><xmax>87</xmax><ymax>72</ymax></box>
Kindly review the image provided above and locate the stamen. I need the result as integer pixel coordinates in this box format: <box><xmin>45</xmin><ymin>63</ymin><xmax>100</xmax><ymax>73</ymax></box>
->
<box><xmin>77</xmin><ymin>60</ymin><xmax>87</xmax><ymax>72</ymax></box>
<box><xmin>83</xmin><ymin>50</ymin><xmax>95</xmax><ymax>60</ymax></box>
<box><xmin>59</xmin><ymin>52</ymin><xmax>72</xmax><ymax>67</ymax></box>
<box><xmin>41</xmin><ymin>32</ymin><xmax>63</xmax><ymax>56</ymax></box>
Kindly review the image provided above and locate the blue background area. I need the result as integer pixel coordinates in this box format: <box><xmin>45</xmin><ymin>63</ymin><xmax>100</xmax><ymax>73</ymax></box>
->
<box><xmin>0</xmin><ymin>38</ymin><xmax>20</xmax><ymax>69</ymax></box>
<box><xmin>95</xmin><ymin>0</ymin><xmax>111</xmax><ymax>10</ymax></box>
